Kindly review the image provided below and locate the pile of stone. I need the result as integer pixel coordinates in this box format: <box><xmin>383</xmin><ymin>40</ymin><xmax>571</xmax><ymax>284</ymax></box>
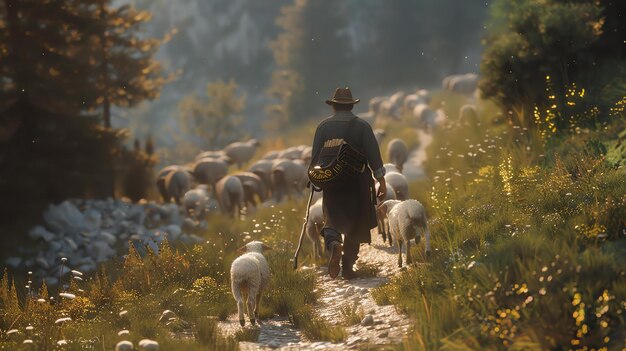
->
<box><xmin>4</xmin><ymin>198</ymin><xmax>205</xmax><ymax>285</ymax></box>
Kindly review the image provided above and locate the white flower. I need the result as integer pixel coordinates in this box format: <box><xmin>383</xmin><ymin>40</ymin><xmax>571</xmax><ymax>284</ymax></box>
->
<box><xmin>59</xmin><ymin>293</ymin><xmax>76</xmax><ymax>299</ymax></box>
<box><xmin>118</xmin><ymin>330</ymin><xmax>130</xmax><ymax>336</ymax></box>
<box><xmin>23</xmin><ymin>339</ymin><xmax>34</xmax><ymax>344</ymax></box>
<box><xmin>71</xmin><ymin>270</ymin><xmax>83</xmax><ymax>277</ymax></box>
<box><xmin>55</xmin><ymin>317</ymin><xmax>72</xmax><ymax>325</ymax></box>
<box><xmin>25</xmin><ymin>325</ymin><xmax>34</xmax><ymax>331</ymax></box>
<box><xmin>6</xmin><ymin>329</ymin><xmax>19</xmax><ymax>336</ymax></box>
<box><xmin>57</xmin><ymin>340</ymin><xmax>68</xmax><ymax>345</ymax></box>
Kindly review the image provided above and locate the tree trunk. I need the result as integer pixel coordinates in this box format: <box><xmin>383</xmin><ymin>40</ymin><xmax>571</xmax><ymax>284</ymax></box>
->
<box><xmin>99</xmin><ymin>1</ymin><xmax>111</xmax><ymax>129</ymax></box>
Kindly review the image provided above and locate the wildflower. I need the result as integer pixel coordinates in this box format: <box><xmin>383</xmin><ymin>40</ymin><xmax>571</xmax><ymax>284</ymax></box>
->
<box><xmin>55</xmin><ymin>317</ymin><xmax>72</xmax><ymax>325</ymax></box>
<box><xmin>118</xmin><ymin>330</ymin><xmax>130</xmax><ymax>336</ymax></box>
<box><xmin>59</xmin><ymin>293</ymin><xmax>76</xmax><ymax>299</ymax></box>
<box><xmin>6</xmin><ymin>329</ymin><xmax>19</xmax><ymax>336</ymax></box>
<box><xmin>57</xmin><ymin>340</ymin><xmax>68</xmax><ymax>346</ymax></box>
<box><xmin>23</xmin><ymin>340</ymin><xmax>34</xmax><ymax>344</ymax></box>
<box><xmin>25</xmin><ymin>325</ymin><xmax>34</xmax><ymax>331</ymax></box>
<box><xmin>71</xmin><ymin>270</ymin><xmax>83</xmax><ymax>277</ymax></box>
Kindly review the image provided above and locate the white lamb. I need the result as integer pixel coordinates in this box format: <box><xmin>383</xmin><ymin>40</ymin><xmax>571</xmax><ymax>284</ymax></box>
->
<box><xmin>230</xmin><ymin>241</ymin><xmax>271</xmax><ymax>327</ymax></box>
<box><xmin>305</xmin><ymin>198</ymin><xmax>324</xmax><ymax>259</ymax></box>
<box><xmin>380</xmin><ymin>199</ymin><xmax>431</xmax><ymax>267</ymax></box>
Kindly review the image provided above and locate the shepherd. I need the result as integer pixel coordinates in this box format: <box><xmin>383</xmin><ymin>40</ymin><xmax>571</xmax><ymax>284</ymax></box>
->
<box><xmin>309</xmin><ymin>87</ymin><xmax>387</xmax><ymax>279</ymax></box>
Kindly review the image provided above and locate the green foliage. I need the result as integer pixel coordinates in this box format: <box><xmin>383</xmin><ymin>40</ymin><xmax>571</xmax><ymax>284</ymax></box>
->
<box><xmin>339</xmin><ymin>301</ymin><xmax>365</xmax><ymax>326</ymax></box>
<box><xmin>479</xmin><ymin>0</ymin><xmax>623</xmax><ymax>130</ymax></box>
<box><xmin>291</xmin><ymin>305</ymin><xmax>346</xmax><ymax>342</ymax></box>
<box><xmin>379</xmin><ymin>94</ymin><xmax>626</xmax><ymax>350</ymax></box>
<box><xmin>178</xmin><ymin>79</ymin><xmax>246</xmax><ymax>151</ymax></box>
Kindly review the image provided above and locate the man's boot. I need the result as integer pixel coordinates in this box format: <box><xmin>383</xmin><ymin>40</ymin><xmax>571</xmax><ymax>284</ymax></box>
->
<box><xmin>322</xmin><ymin>228</ymin><xmax>342</xmax><ymax>278</ymax></box>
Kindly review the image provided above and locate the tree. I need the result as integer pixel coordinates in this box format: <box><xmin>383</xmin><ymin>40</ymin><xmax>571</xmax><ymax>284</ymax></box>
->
<box><xmin>178</xmin><ymin>79</ymin><xmax>246</xmax><ymax>151</ymax></box>
<box><xmin>82</xmin><ymin>0</ymin><xmax>166</xmax><ymax>128</ymax></box>
<box><xmin>266</xmin><ymin>0</ymin><xmax>352</xmax><ymax>128</ymax></box>
<box><xmin>0</xmin><ymin>0</ymin><xmax>165</xmax><ymax>126</ymax></box>
<box><xmin>479</xmin><ymin>0</ymin><xmax>619</xmax><ymax>129</ymax></box>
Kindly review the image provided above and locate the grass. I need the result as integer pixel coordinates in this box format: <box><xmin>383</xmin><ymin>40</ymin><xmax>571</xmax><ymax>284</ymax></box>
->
<box><xmin>0</xmin><ymin>197</ymin><xmax>323</xmax><ymax>349</ymax></box>
<box><xmin>339</xmin><ymin>301</ymin><xmax>365</xmax><ymax>326</ymax></box>
<box><xmin>372</xmin><ymin>91</ymin><xmax>626</xmax><ymax>350</ymax></box>
<box><xmin>1</xmin><ymin>89</ymin><xmax>624</xmax><ymax>349</ymax></box>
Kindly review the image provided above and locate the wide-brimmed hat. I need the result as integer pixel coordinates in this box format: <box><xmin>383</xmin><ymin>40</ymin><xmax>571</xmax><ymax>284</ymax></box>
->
<box><xmin>325</xmin><ymin>87</ymin><xmax>360</xmax><ymax>105</ymax></box>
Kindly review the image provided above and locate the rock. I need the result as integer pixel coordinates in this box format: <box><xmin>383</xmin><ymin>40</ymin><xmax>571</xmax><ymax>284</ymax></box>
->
<box><xmin>5</xmin><ymin>257</ymin><xmax>22</xmax><ymax>268</ymax></box>
<box><xmin>98</xmin><ymin>231</ymin><xmax>117</xmax><ymax>246</ymax></box>
<box><xmin>361</xmin><ymin>314</ymin><xmax>374</xmax><ymax>326</ymax></box>
<box><xmin>378</xmin><ymin>331</ymin><xmax>389</xmax><ymax>338</ymax></box>
<box><xmin>43</xmin><ymin>201</ymin><xmax>85</xmax><ymax>234</ymax></box>
<box><xmin>165</xmin><ymin>224</ymin><xmax>182</xmax><ymax>240</ymax></box>
<box><xmin>344</xmin><ymin>286</ymin><xmax>355</xmax><ymax>297</ymax></box>
<box><xmin>138</xmin><ymin>339</ymin><xmax>159</xmax><ymax>350</ymax></box>
<box><xmin>29</xmin><ymin>226</ymin><xmax>55</xmax><ymax>242</ymax></box>
<box><xmin>346</xmin><ymin>337</ymin><xmax>363</xmax><ymax>346</ymax></box>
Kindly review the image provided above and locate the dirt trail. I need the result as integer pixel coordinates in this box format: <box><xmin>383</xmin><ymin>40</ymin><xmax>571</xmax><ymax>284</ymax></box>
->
<box><xmin>220</xmin><ymin>129</ymin><xmax>432</xmax><ymax>350</ymax></box>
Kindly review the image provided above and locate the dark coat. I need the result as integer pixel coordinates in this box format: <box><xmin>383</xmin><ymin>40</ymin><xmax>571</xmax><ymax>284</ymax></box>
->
<box><xmin>310</xmin><ymin>111</ymin><xmax>384</xmax><ymax>244</ymax></box>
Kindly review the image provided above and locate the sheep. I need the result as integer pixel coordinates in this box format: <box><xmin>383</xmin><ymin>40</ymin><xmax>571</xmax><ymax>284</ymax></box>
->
<box><xmin>224</xmin><ymin>138</ymin><xmax>261</xmax><ymax>168</ymax></box>
<box><xmin>230</xmin><ymin>241</ymin><xmax>272</xmax><ymax>327</ymax></box>
<box><xmin>383</xmin><ymin>162</ymin><xmax>400</xmax><ymax>174</ymax></box>
<box><xmin>387</xmin><ymin>138</ymin><xmax>408</xmax><ymax>172</ymax></box>
<box><xmin>233</xmin><ymin>172</ymin><xmax>267</xmax><ymax>212</ymax></box>
<box><xmin>215</xmin><ymin>175</ymin><xmax>244</xmax><ymax>218</ymax></box>
<box><xmin>183</xmin><ymin>186</ymin><xmax>210</xmax><ymax>219</ymax></box>
<box><xmin>369</xmin><ymin>96</ymin><xmax>385</xmax><ymax>115</ymax></box>
<box><xmin>305</xmin><ymin>198</ymin><xmax>324</xmax><ymax>259</ymax></box>
<box><xmin>415</xmin><ymin>89</ymin><xmax>431</xmax><ymax>104</ymax></box>
<box><xmin>249</xmin><ymin>159</ymin><xmax>275</xmax><ymax>198</ymax></box>
<box><xmin>459</xmin><ymin>104</ymin><xmax>479</xmax><ymax>127</ymax></box>
<box><xmin>271</xmin><ymin>159</ymin><xmax>307</xmax><ymax>202</ymax></box>
<box><xmin>261</xmin><ymin>150</ymin><xmax>280</xmax><ymax>160</ymax></box>
<box><xmin>443</xmin><ymin>73</ymin><xmax>478</xmax><ymax>95</ymax></box>
<box><xmin>193</xmin><ymin>158</ymin><xmax>228</xmax><ymax>192</ymax></box>
<box><xmin>156</xmin><ymin>165</ymin><xmax>181</xmax><ymax>202</ymax></box>
<box><xmin>300</xmin><ymin>146</ymin><xmax>312</xmax><ymax>165</ymax></box>
<box><xmin>279</xmin><ymin>146</ymin><xmax>305</xmax><ymax>160</ymax></box>
<box><xmin>375</xmin><ymin>184</ymin><xmax>396</xmax><ymax>245</ymax></box>
<box><xmin>164</xmin><ymin>168</ymin><xmax>194</xmax><ymax>205</ymax></box>
<box><xmin>194</xmin><ymin>150</ymin><xmax>233</xmax><ymax>165</ymax></box>
<box><xmin>384</xmin><ymin>171</ymin><xmax>409</xmax><ymax>200</ymax></box>
<box><xmin>403</xmin><ymin>94</ymin><xmax>420</xmax><ymax>113</ymax></box>
<box><xmin>413</xmin><ymin>103</ymin><xmax>438</xmax><ymax>129</ymax></box>
<box><xmin>381</xmin><ymin>199</ymin><xmax>431</xmax><ymax>267</ymax></box>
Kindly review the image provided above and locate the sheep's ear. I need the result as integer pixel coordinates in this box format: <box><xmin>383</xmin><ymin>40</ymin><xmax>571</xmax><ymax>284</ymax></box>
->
<box><xmin>262</xmin><ymin>243</ymin><xmax>272</xmax><ymax>251</ymax></box>
<box><xmin>237</xmin><ymin>245</ymin><xmax>247</xmax><ymax>253</ymax></box>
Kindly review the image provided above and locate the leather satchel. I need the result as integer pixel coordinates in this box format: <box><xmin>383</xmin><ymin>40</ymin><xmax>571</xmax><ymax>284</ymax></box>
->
<box><xmin>308</xmin><ymin>138</ymin><xmax>367</xmax><ymax>191</ymax></box>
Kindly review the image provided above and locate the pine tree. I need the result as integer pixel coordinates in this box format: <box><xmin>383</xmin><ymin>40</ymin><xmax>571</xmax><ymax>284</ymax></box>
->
<box><xmin>80</xmin><ymin>0</ymin><xmax>165</xmax><ymax>127</ymax></box>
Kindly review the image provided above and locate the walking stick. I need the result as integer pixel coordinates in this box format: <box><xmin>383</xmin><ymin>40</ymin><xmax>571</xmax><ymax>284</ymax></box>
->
<box><xmin>293</xmin><ymin>186</ymin><xmax>316</xmax><ymax>270</ymax></box>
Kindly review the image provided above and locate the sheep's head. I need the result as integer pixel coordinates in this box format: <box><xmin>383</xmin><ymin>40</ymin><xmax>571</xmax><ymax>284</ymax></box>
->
<box><xmin>377</xmin><ymin>200</ymin><xmax>401</xmax><ymax>217</ymax></box>
<box><xmin>237</xmin><ymin>241</ymin><xmax>272</xmax><ymax>254</ymax></box>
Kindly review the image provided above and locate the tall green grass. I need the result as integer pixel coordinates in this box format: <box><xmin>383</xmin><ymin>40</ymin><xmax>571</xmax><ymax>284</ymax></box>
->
<box><xmin>373</xmin><ymin>92</ymin><xmax>626</xmax><ymax>350</ymax></box>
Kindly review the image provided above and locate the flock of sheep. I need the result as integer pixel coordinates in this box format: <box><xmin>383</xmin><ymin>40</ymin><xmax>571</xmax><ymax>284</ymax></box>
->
<box><xmin>165</xmin><ymin>74</ymin><xmax>480</xmax><ymax>327</ymax></box>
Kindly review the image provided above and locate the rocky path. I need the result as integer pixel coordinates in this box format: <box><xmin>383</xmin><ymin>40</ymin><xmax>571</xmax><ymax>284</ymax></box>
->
<box><xmin>220</xmin><ymin>232</ymin><xmax>413</xmax><ymax>350</ymax></box>
<box><xmin>220</xmin><ymin>129</ymin><xmax>433</xmax><ymax>350</ymax></box>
